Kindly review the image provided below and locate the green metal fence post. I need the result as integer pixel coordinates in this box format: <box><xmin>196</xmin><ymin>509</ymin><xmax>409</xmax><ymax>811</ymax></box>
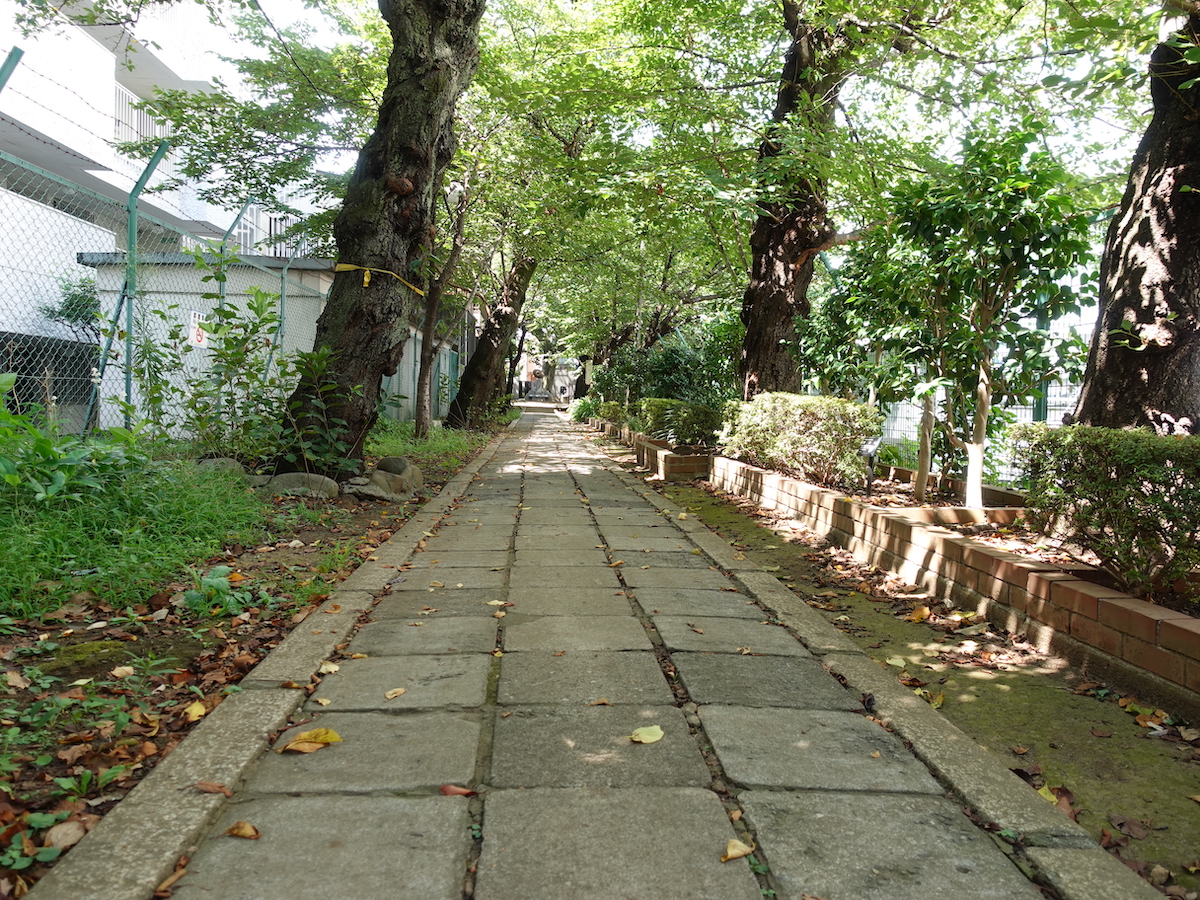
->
<box><xmin>0</xmin><ymin>46</ymin><xmax>24</xmax><ymax>93</ymax></box>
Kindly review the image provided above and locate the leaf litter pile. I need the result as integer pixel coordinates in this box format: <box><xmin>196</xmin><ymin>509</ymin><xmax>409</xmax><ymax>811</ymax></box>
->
<box><xmin>644</xmin><ymin>474</ymin><xmax>1200</xmax><ymax>899</ymax></box>
<box><xmin>0</xmin><ymin>489</ymin><xmax>426</xmax><ymax>896</ymax></box>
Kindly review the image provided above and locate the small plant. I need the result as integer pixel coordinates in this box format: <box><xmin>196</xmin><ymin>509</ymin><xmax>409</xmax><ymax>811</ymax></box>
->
<box><xmin>183</xmin><ymin>566</ymin><xmax>260</xmax><ymax>617</ymax></box>
<box><xmin>0</xmin><ymin>812</ymin><xmax>68</xmax><ymax>870</ymax></box>
<box><xmin>569</xmin><ymin>396</ymin><xmax>599</xmax><ymax>422</ymax></box>
<box><xmin>51</xmin><ymin>764</ymin><xmax>128</xmax><ymax>799</ymax></box>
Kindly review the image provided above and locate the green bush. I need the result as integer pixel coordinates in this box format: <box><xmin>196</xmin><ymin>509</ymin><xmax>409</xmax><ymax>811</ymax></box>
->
<box><xmin>638</xmin><ymin>398</ymin><xmax>722</xmax><ymax>446</ymax></box>
<box><xmin>569</xmin><ymin>396</ymin><xmax>599</xmax><ymax>422</ymax></box>
<box><xmin>596</xmin><ymin>401</ymin><xmax>626</xmax><ymax>424</ymax></box>
<box><xmin>719</xmin><ymin>393</ymin><xmax>882</xmax><ymax>487</ymax></box>
<box><xmin>1010</xmin><ymin>424</ymin><xmax>1200</xmax><ymax>599</ymax></box>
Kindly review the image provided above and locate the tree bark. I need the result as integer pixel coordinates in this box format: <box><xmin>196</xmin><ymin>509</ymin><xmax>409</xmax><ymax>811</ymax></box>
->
<box><xmin>446</xmin><ymin>256</ymin><xmax>538</xmax><ymax>428</ymax></box>
<box><xmin>1073</xmin><ymin>12</ymin><xmax>1200</xmax><ymax>434</ymax></box>
<box><xmin>739</xmin><ymin>3</ymin><xmax>841</xmax><ymax>399</ymax></box>
<box><xmin>280</xmin><ymin>0</ymin><xmax>485</xmax><ymax>471</ymax></box>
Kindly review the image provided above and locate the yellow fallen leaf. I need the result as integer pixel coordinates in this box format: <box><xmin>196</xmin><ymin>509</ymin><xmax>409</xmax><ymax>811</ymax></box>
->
<box><xmin>1189</xmin><ymin>795</ymin><xmax>1200</xmax><ymax>804</ymax></box>
<box><xmin>183</xmin><ymin>700</ymin><xmax>207</xmax><ymax>722</ymax></box>
<box><xmin>721</xmin><ymin>839</ymin><xmax>754</xmax><ymax>862</ymax></box>
<box><xmin>319</xmin><ymin>661</ymin><xmax>340</xmax><ymax>674</ymax></box>
<box><xmin>486</xmin><ymin>600</ymin><xmax>506</xmax><ymax>606</ymax></box>
<box><xmin>677</xmin><ymin>513</ymin><xmax>687</xmax><ymax>520</ymax></box>
<box><xmin>315</xmin><ymin>698</ymin><xmax>332</xmax><ymax>707</ymax></box>
<box><xmin>869</xmin><ymin>751</ymin><xmax>881</xmax><ymax>759</ymax></box>
<box><xmin>277</xmin><ymin>727</ymin><xmax>342</xmax><ymax>754</ymax></box>
<box><xmin>492</xmin><ymin>649</ymin><xmax>504</xmax><ymax>657</ymax></box>
<box><xmin>588</xmin><ymin>698</ymin><xmax>612</xmax><ymax>706</ymax></box>
<box><xmin>1037</xmin><ymin>785</ymin><xmax>1057</xmax><ymax>803</ymax></box>
<box><xmin>629</xmin><ymin>725</ymin><xmax>664</xmax><ymax>744</ymax></box>
<box><xmin>493</xmin><ymin>611</ymin><xmax>506</xmax><ymax>619</ymax></box>
<box><xmin>385</xmin><ymin>688</ymin><xmax>407</xmax><ymax>700</ymax></box>
<box><xmin>110</xmin><ymin>665</ymin><xmax>135</xmax><ymax>679</ymax></box>
<box><xmin>225</xmin><ymin>821</ymin><xmax>261</xmax><ymax>839</ymax></box>
<box><xmin>430</xmin><ymin>581</ymin><xmax>445</xmax><ymax>588</ymax></box>
<box><xmin>730</xmin><ymin>810</ymin><xmax>742</xmax><ymax>822</ymax></box>
<box><xmin>906</xmin><ymin>605</ymin><xmax>931</xmax><ymax>623</ymax></box>
<box><xmin>350</xmin><ymin>653</ymin><xmax>369</xmax><ymax>659</ymax></box>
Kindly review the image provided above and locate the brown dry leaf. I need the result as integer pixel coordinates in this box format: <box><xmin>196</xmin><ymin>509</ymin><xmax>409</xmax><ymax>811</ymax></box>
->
<box><xmin>440</xmin><ymin>784</ymin><xmax>475</xmax><ymax>796</ymax></box>
<box><xmin>588</xmin><ymin>698</ymin><xmax>612</xmax><ymax>706</ymax></box>
<box><xmin>350</xmin><ymin>653</ymin><xmax>368</xmax><ymax>660</ymax></box>
<box><xmin>156</xmin><ymin>862</ymin><xmax>189</xmax><ymax>896</ymax></box>
<box><xmin>1110</xmin><ymin>813</ymin><xmax>1150</xmax><ymax>840</ymax></box>
<box><xmin>322</xmin><ymin>604</ymin><xmax>342</xmax><ymax>614</ymax></box>
<box><xmin>277</xmin><ymin>728</ymin><xmax>343</xmax><ymax>754</ymax></box>
<box><xmin>280</xmin><ymin>681</ymin><xmax>305</xmax><ymax>689</ymax></box>
<box><xmin>552</xmin><ymin>650</ymin><xmax>567</xmax><ymax>657</ymax></box>
<box><xmin>43</xmin><ymin>820</ymin><xmax>88</xmax><ymax>850</ymax></box>
<box><xmin>1189</xmin><ymin>795</ymin><xmax>1200</xmax><ymax>804</ymax></box>
<box><xmin>730</xmin><ymin>810</ymin><xmax>742</xmax><ymax>822</ymax></box>
<box><xmin>195</xmin><ymin>781</ymin><xmax>234</xmax><ymax>798</ymax></box>
<box><xmin>5</xmin><ymin>670</ymin><xmax>30</xmax><ymax>691</ymax></box>
<box><xmin>429</xmin><ymin>581</ymin><xmax>445</xmax><ymax>588</ymax></box>
<box><xmin>1012</xmin><ymin>746</ymin><xmax>1029</xmax><ymax>755</ymax></box>
<box><xmin>608</xmin><ymin>560</ymin><xmax>624</xmax><ymax>568</ymax></box>
<box><xmin>1091</xmin><ymin>728</ymin><xmax>1112</xmax><ymax>738</ymax></box>
<box><xmin>690</xmin><ymin>626</ymin><xmax>705</xmax><ymax>635</ymax></box>
<box><xmin>385</xmin><ymin>688</ymin><xmax>407</xmax><ymax>700</ymax></box>
<box><xmin>720</xmin><ymin>839</ymin><xmax>754</xmax><ymax>862</ymax></box>
<box><xmin>906</xmin><ymin>605</ymin><xmax>931</xmax><ymax>623</ymax></box>
<box><xmin>224</xmin><ymin>821</ymin><xmax>261</xmax><ymax>840</ymax></box>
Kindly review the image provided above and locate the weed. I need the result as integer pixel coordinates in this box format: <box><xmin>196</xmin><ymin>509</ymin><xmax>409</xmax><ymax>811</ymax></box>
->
<box><xmin>182</xmin><ymin>566</ymin><xmax>264</xmax><ymax>617</ymax></box>
<box><xmin>51</xmin><ymin>765</ymin><xmax>128</xmax><ymax>799</ymax></box>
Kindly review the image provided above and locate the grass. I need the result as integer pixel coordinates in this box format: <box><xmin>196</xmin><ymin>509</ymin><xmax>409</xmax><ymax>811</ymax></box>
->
<box><xmin>366</xmin><ymin>420</ymin><xmax>491</xmax><ymax>481</ymax></box>
<box><xmin>0</xmin><ymin>463</ymin><xmax>266</xmax><ymax>619</ymax></box>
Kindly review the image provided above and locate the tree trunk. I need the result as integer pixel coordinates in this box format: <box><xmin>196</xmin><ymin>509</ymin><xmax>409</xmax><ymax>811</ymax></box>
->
<box><xmin>1073</xmin><ymin>12</ymin><xmax>1200</xmax><ymax>434</ymax></box>
<box><xmin>914</xmin><ymin>391</ymin><xmax>935</xmax><ymax>503</ymax></box>
<box><xmin>446</xmin><ymin>256</ymin><xmax>538</xmax><ymax>429</ymax></box>
<box><xmin>280</xmin><ymin>0</ymin><xmax>484</xmax><ymax>472</ymax></box>
<box><xmin>739</xmin><ymin>4</ymin><xmax>841</xmax><ymax>400</ymax></box>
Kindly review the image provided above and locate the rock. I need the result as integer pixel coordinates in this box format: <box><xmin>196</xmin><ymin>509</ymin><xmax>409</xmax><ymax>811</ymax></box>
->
<box><xmin>264</xmin><ymin>472</ymin><xmax>339</xmax><ymax>499</ymax></box>
<box><xmin>343</xmin><ymin>483</ymin><xmax>399</xmax><ymax>502</ymax></box>
<box><xmin>371</xmin><ymin>464</ymin><xmax>423</xmax><ymax>494</ymax></box>
<box><xmin>347</xmin><ymin>476</ymin><xmax>371</xmax><ymax>486</ymax></box>
<box><xmin>376</xmin><ymin>457</ymin><xmax>411</xmax><ymax>476</ymax></box>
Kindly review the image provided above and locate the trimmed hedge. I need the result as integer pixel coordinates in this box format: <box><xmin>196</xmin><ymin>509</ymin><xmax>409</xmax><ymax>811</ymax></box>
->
<box><xmin>1010</xmin><ymin>424</ymin><xmax>1200</xmax><ymax>599</ymax></box>
<box><xmin>595</xmin><ymin>401</ymin><xmax>626</xmax><ymax>423</ymax></box>
<box><xmin>719</xmin><ymin>393</ymin><xmax>882</xmax><ymax>487</ymax></box>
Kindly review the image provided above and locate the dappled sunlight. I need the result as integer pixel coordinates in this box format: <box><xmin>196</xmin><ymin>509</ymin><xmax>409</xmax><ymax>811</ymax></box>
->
<box><xmin>580</xmin><ymin>750</ymin><xmax>622</xmax><ymax>765</ymax></box>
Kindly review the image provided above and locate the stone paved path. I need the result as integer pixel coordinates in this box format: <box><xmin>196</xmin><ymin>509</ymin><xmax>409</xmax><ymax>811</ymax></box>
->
<box><xmin>36</xmin><ymin>410</ymin><xmax>1159</xmax><ymax>900</ymax></box>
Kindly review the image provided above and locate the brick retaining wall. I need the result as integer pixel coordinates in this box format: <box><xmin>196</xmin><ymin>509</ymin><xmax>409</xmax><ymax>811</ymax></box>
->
<box><xmin>591</xmin><ymin>422</ymin><xmax>1200</xmax><ymax>717</ymax></box>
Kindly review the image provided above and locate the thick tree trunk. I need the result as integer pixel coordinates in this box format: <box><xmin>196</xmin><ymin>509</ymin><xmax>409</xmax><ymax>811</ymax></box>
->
<box><xmin>1073</xmin><ymin>13</ymin><xmax>1200</xmax><ymax>434</ymax></box>
<box><xmin>739</xmin><ymin>4</ymin><xmax>840</xmax><ymax>400</ymax></box>
<box><xmin>280</xmin><ymin>0</ymin><xmax>484</xmax><ymax>471</ymax></box>
<box><xmin>446</xmin><ymin>256</ymin><xmax>537</xmax><ymax>429</ymax></box>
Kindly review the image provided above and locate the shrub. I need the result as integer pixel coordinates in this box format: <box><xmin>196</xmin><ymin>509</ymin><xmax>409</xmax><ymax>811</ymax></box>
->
<box><xmin>638</xmin><ymin>398</ymin><xmax>722</xmax><ymax>446</ymax></box>
<box><xmin>1010</xmin><ymin>424</ymin><xmax>1200</xmax><ymax>599</ymax></box>
<box><xmin>719</xmin><ymin>393</ymin><xmax>882</xmax><ymax>487</ymax></box>
<box><xmin>596</xmin><ymin>401</ymin><xmax>626</xmax><ymax>423</ymax></box>
<box><xmin>569</xmin><ymin>396</ymin><xmax>599</xmax><ymax>422</ymax></box>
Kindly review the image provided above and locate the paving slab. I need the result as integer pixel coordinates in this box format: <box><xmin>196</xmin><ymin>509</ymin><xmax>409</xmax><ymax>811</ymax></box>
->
<box><xmin>633</xmin><ymin>588</ymin><xmax>761</xmax><ymax>619</ymax></box>
<box><xmin>590</xmin><ymin>509</ymin><xmax>670</xmax><ymax>524</ymax></box>
<box><xmin>511</xmin><ymin>548</ymin><xmax>610</xmax><ymax>567</ymax></box>
<box><xmin>673</xmin><ymin>652</ymin><xmax>860</xmax><ymax>709</ymax></box>
<box><xmin>700</xmin><ymin>706</ymin><xmax>942</xmax><ymax>793</ymax></box>
<box><xmin>443</xmin><ymin>512</ymin><xmax>518</xmax><ymax>525</ymax></box>
<box><xmin>504</xmin><ymin>588</ymin><xmax>632</xmax><ymax>616</ymax></box>
<box><xmin>406</xmin><ymin>550</ymin><xmax>510</xmax><ymax>569</ymax></box>
<box><xmin>498</xmin><ymin>651</ymin><xmax>673</xmax><ymax>705</ymax></box>
<box><xmin>474</xmin><ymin>788</ymin><xmax>762</xmax><ymax>900</ymax></box>
<box><xmin>604</xmin><ymin>534</ymin><xmax>692</xmax><ymax>552</ymax></box>
<box><xmin>389</xmin><ymin>567</ymin><xmax>507</xmax><ymax>591</ymax></box>
<box><xmin>1024</xmin><ymin>847</ymin><xmax>1164</xmax><ymax>900</ymax></box>
<box><xmin>620</xmin><ymin>566</ymin><xmax>733</xmax><ymax>590</ymax></box>
<box><xmin>626</xmin><ymin>551</ymin><xmax>714</xmax><ymax>569</ymax></box>
<box><xmin>515</xmin><ymin>523</ymin><xmax>602</xmax><ymax>539</ymax></box>
<box><xmin>490</xmin><ymin>706</ymin><xmax>708</xmax><ymax>788</ymax></box>
<box><xmin>741</xmin><ymin>790</ymin><xmax>1044</xmax><ymax>900</ymax></box>
<box><xmin>307</xmin><ymin>655</ymin><xmax>491</xmax><ymax>710</ymax></box>
<box><xmin>421</xmin><ymin>525</ymin><xmax>515</xmax><ymax>551</ymax></box>
<box><xmin>248</xmin><ymin>711</ymin><xmax>480</xmax><ymax>793</ymax></box>
<box><xmin>170</xmin><ymin>795</ymin><xmax>471</xmax><ymax>900</ymax></box>
<box><xmin>504</xmin><ymin>616</ymin><xmax>652</xmax><ymax>651</ymax></box>
<box><xmin>509</xmin><ymin>566</ymin><xmax>622</xmax><ymax>589</ymax></box>
<box><xmin>348</xmin><ymin>617</ymin><xmax>499</xmax><ymax>655</ymax></box>
<box><xmin>374</xmin><ymin>588</ymin><xmax>507</xmax><ymax>618</ymax></box>
<box><xmin>653</xmin><ymin>616</ymin><xmax>811</xmax><ymax>656</ymax></box>
<box><xmin>515</xmin><ymin>532</ymin><xmax>608</xmax><ymax>550</ymax></box>
<box><xmin>516</xmin><ymin>509</ymin><xmax>595</xmax><ymax>525</ymax></box>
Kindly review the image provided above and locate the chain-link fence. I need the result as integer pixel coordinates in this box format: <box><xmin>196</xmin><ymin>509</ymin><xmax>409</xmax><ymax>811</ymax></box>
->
<box><xmin>0</xmin><ymin>149</ymin><xmax>329</xmax><ymax>438</ymax></box>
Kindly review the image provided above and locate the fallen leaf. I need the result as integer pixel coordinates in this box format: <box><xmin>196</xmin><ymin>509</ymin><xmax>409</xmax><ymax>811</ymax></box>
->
<box><xmin>277</xmin><ymin>728</ymin><xmax>343</xmax><ymax>754</ymax></box>
<box><xmin>109</xmin><ymin>665</ymin><xmax>135</xmax><ymax>679</ymax></box>
<box><xmin>385</xmin><ymin>688</ymin><xmax>407</xmax><ymax>700</ymax></box>
<box><xmin>886</xmin><ymin>657</ymin><xmax>908</xmax><ymax>668</ymax></box>
<box><xmin>491</xmin><ymin>649</ymin><xmax>504</xmax><ymax>657</ymax></box>
<box><xmin>44</xmin><ymin>819</ymin><xmax>88</xmax><ymax>850</ymax></box>
<box><xmin>350</xmin><ymin>653</ymin><xmax>369</xmax><ymax>659</ymax></box>
<box><xmin>730</xmin><ymin>810</ymin><xmax>742</xmax><ymax>822</ymax></box>
<box><xmin>5</xmin><ymin>670</ymin><xmax>30</xmax><ymax>690</ymax></box>
<box><xmin>1178</xmin><ymin>726</ymin><xmax>1200</xmax><ymax>742</ymax></box>
<box><xmin>440</xmin><ymin>784</ymin><xmax>475</xmax><ymax>796</ymax></box>
<box><xmin>1091</xmin><ymin>728</ymin><xmax>1112</xmax><ymax>738</ymax></box>
<box><xmin>322</xmin><ymin>604</ymin><xmax>342</xmax><ymax>614</ymax></box>
<box><xmin>905</xmin><ymin>605</ymin><xmax>931</xmax><ymax>623</ymax></box>
<box><xmin>869</xmin><ymin>750</ymin><xmax>881</xmax><ymax>759</ymax></box>
<box><xmin>493</xmin><ymin>611</ymin><xmax>506</xmax><ymax>619</ymax></box>
<box><xmin>1111</xmin><ymin>813</ymin><xmax>1150</xmax><ymax>840</ymax></box>
<box><xmin>609</xmin><ymin>560</ymin><xmax>624</xmax><ymax>567</ymax></box>
<box><xmin>224</xmin><ymin>821</ymin><xmax>261</xmax><ymax>839</ymax></box>
<box><xmin>280</xmin><ymin>681</ymin><xmax>305</xmax><ymax>689</ymax></box>
<box><xmin>183</xmin><ymin>701</ymin><xmax>208</xmax><ymax>722</ymax></box>
<box><xmin>318</xmin><ymin>661</ymin><xmax>340</xmax><ymax>675</ymax></box>
<box><xmin>314</xmin><ymin>698</ymin><xmax>332</xmax><ymax>707</ymax></box>
<box><xmin>1190</xmin><ymin>795</ymin><xmax>1200</xmax><ymax>804</ymax></box>
<box><xmin>1012</xmin><ymin>746</ymin><xmax>1029</xmax><ymax>755</ymax></box>
<box><xmin>552</xmin><ymin>651</ymin><xmax>566</xmax><ymax>657</ymax></box>
<box><xmin>629</xmin><ymin>725</ymin><xmax>664</xmax><ymax>744</ymax></box>
<box><xmin>690</xmin><ymin>626</ymin><xmax>705</xmax><ymax>634</ymax></box>
<box><xmin>720</xmin><ymin>839</ymin><xmax>754</xmax><ymax>862</ymax></box>
<box><xmin>588</xmin><ymin>698</ymin><xmax>612</xmax><ymax>706</ymax></box>
<box><xmin>486</xmin><ymin>600</ymin><xmax>506</xmax><ymax>606</ymax></box>
<box><xmin>195</xmin><ymin>781</ymin><xmax>233</xmax><ymax>798</ymax></box>
<box><xmin>429</xmin><ymin>581</ymin><xmax>445</xmax><ymax>588</ymax></box>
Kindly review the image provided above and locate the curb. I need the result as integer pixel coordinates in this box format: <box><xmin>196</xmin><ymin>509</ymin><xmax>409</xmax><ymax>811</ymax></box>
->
<box><xmin>28</xmin><ymin>430</ymin><xmax>509</xmax><ymax>900</ymax></box>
